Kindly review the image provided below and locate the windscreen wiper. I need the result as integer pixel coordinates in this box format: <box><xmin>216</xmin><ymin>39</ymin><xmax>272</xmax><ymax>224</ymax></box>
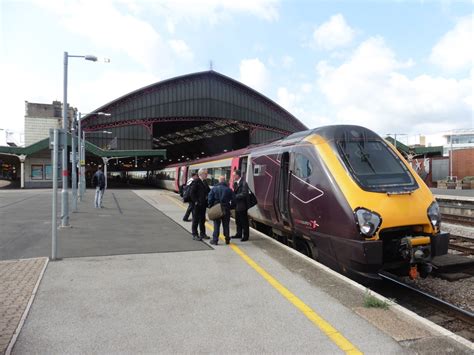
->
<box><xmin>357</xmin><ymin>143</ymin><xmax>376</xmax><ymax>173</ymax></box>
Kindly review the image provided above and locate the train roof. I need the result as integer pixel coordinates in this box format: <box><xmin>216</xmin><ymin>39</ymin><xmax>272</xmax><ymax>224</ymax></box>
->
<box><xmin>162</xmin><ymin>125</ymin><xmax>380</xmax><ymax>168</ymax></box>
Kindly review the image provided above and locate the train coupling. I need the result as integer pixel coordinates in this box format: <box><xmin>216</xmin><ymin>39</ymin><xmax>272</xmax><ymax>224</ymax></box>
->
<box><xmin>400</xmin><ymin>236</ymin><xmax>432</xmax><ymax>279</ymax></box>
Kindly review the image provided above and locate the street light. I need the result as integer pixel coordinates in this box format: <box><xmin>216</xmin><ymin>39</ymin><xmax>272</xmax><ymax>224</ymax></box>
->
<box><xmin>61</xmin><ymin>52</ymin><xmax>104</xmax><ymax>227</ymax></box>
<box><xmin>78</xmin><ymin>112</ymin><xmax>111</xmax><ymax>200</ymax></box>
<box><xmin>82</xmin><ymin>129</ymin><xmax>112</xmax><ymax>196</ymax></box>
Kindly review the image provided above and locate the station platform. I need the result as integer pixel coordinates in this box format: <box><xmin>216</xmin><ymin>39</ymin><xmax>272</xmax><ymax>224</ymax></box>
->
<box><xmin>1</xmin><ymin>189</ymin><xmax>473</xmax><ymax>354</ymax></box>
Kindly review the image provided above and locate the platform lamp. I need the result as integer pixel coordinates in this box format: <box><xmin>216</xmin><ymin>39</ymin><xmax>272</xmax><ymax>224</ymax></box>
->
<box><xmin>61</xmin><ymin>52</ymin><xmax>109</xmax><ymax>227</ymax></box>
<box><xmin>78</xmin><ymin>112</ymin><xmax>111</xmax><ymax>201</ymax></box>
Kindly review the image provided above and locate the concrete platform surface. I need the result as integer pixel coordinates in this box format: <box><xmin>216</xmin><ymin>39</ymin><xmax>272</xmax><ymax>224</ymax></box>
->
<box><xmin>0</xmin><ymin>189</ymin><xmax>209</xmax><ymax>261</ymax></box>
<box><xmin>3</xmin><ymin>189</ymin><xmax>472</xmax><ymax>354</ymax></box>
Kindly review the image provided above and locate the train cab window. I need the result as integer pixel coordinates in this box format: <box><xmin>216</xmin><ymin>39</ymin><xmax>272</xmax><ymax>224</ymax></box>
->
<box><xmin>294</xmin><ymin>154</ymin><xmax>312</xmax><ymax>179</ymax></box>
<box><xmin>337</xmin><ymin>140</ymin><xmax>418</xmax><ymax>192</ymax></box>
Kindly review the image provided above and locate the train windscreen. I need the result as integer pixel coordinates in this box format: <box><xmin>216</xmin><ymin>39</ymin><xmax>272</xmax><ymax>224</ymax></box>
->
<box><xmin>337</xmin><ymin>140</ymin><xmax>418</xmax><ymax>192</ymax></box>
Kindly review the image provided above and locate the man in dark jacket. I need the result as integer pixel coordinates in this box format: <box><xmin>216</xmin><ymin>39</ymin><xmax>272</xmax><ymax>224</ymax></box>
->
<box><xmin>208</xmin><ymin>176</ymin><xmax>233</xmax><ymax>245</ymax></box>
<box><xmin>91</xmin><ymin>165</ymin><xmax>106</xmax><ymax>208</ymax></box>
<box><xmin>232</xmin><ymin>169</ymin><xmax>250</xmax><ymax>241</ymax></box>
<box><xmin>190</xmin><ymin>168</ymin><xmax>210</xmax><ymax>240</ymax></box>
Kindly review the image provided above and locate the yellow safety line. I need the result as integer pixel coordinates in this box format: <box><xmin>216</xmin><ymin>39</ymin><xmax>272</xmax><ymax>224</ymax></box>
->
<box><xmin>164</xmin><ymin>194</ymin><xmax>362</xmax><ymax>355</ymax></box>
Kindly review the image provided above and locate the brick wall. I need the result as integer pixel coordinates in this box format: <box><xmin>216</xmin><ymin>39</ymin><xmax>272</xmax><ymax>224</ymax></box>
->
<box><xmin>452</xmin><ymin>148</ymin><xmax>474</xmax><ymax>179</ymax></box>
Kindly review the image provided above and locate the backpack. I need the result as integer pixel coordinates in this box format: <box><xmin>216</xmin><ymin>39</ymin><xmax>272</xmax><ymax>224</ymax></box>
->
<box><xmin>182</xmin><ymin>184</ymin><xmax>191</xmax><ymax>203</ymax></box>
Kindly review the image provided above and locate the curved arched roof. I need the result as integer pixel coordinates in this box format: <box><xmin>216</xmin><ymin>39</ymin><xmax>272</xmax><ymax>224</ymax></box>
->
<box><xmin>82</xmin><ymin>70</ymin><xmax>307</xmax><ymax>137</ymax></box>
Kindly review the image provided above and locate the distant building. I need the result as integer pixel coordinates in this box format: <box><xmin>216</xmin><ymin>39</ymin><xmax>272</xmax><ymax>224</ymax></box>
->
<box><xmin>442</xmin><ymin>129</ymin><xmax>474</xmax><ymax>156</ymax></box>
<box><xmin>24</xmin><ymin>101</ymin><xmax>76</xmax><ymax>146</ymax></box>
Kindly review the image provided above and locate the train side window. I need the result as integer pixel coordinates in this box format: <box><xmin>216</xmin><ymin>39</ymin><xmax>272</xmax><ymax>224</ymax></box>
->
<box><xmin>294</xmin><ymin>154</ymin><xmax>312</xmax><ymax>179</ymax></box>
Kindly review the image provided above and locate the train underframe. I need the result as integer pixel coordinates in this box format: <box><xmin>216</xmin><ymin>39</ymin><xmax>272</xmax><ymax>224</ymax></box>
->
<box><xmin>249</xmin><ymin>218</ymin><xmax>449</xmax><ymax>281</ymax></box>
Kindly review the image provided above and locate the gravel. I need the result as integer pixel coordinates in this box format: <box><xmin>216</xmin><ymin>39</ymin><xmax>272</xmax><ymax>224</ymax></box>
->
<box><xmin>406</xmin><ymin>275</ymin><xmax>474</xmax><ymax>313</ymax></box>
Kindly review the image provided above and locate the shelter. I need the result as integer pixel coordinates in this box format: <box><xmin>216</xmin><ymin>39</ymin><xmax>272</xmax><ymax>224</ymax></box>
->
<box><xmin>82</xmin><ymin>70</ymin><xmax>307</xmax><ymax>165</ymax></box>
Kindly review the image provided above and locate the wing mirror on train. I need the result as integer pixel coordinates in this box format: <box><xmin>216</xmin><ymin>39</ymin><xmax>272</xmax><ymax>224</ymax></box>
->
<box><xmin>355</xmin><ymin>208</ymin><xmax>381</xmax><ymax>237</ymax></box>
<box><xmin>427</xmin><ymin>201</ymin><xmax>441</xmax><ymax>229</ymax></box>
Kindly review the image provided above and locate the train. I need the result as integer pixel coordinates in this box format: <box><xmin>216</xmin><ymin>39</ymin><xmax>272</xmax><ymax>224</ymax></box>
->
<box><xmin>127</xmin><ymin>125</ymin><xmax>449</xmax><ymax>280</ymax></box>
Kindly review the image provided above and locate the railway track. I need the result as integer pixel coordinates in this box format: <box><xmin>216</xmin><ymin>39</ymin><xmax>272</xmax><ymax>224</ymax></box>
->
<box><xmin>441</xmin><ymin>213</ymin><xmax>474</xmax><ymax>227</ymax></box>
<box><xmin>449</xmin><ymin>234</ymin><xmax>474</xmax><ymax>256</ymax></box>
<box><xmin>375</xmin><ymin>271</ymin><xmax>474</xmax><ymax>341</ymax></box>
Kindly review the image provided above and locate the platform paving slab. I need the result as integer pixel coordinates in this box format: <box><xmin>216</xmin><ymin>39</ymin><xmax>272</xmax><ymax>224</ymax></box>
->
<box><xmin>0</xmin><ymin>257</ymin><xmax>47</xmax><ymax>354</ymax></box>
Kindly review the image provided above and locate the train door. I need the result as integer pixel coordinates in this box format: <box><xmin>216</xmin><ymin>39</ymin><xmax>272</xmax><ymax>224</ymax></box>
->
<box><xmin>276</xmin><ymin>152</ymin><xmax>292</xmax><ymax>229</ymax></box>
<box><xmin>174</xmin><ymin>167</ymin><xmax>181</xmax><ymax>192</ymax></box>
<box><xmin>240</xmin><ymin>156</ymin><xmax>248</xmax><ymax>179</ymax></box>
<box><xmin>178</xmin><ymin>166</ymin><xmax>187</xmax><ymax>186</ymax></box>
<box><xmin>229</xmin><ymin>156</ymin><xmax>248</xmax><ymax>189</ymax></box>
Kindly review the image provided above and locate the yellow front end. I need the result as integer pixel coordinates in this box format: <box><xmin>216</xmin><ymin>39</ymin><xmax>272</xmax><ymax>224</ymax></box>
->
<box><xmin>305</xmin><ymin>134</ymin><xmax>436</xmax><ymax>239</ymax></box>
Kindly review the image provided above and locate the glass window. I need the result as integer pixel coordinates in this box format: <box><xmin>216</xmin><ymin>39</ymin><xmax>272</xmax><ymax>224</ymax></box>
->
<box><xmin>31</xmin><ymin>165</ymin><xmax>44</xmax><ymax>180</ymax></box>
<box><xmin>294</xmin><ymin>154</ymin><xmax>312</xmax><ymax>179</ymax></box>
<box><xmin>337</xmin><ymin>140</ymin><xmax>417</xmax><ymax>192</ymax></box>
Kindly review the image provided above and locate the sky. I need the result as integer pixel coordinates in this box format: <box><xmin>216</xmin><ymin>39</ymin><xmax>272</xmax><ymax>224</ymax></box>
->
<box><xmin>0</xmin><ymin>0</ymin><xmax>473</xmax><ymax>146</ymax></box>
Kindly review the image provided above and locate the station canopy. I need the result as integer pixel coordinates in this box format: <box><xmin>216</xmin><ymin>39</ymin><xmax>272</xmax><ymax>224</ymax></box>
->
<box><xmin>81</xmin><ymin>70</ymin><xmax>307</xmax><ymax>166</ymax></box>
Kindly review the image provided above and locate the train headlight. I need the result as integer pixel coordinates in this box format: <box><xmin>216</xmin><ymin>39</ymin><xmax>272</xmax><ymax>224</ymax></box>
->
<box><xmin>355</xmin><ymin>208</ymin><xmax>381</xmax><ymax>237</ymax></box>
<box><xmin>427</xmin><ymin>201</ymin><xmax>441</xmax><ymax>228</ymax></box>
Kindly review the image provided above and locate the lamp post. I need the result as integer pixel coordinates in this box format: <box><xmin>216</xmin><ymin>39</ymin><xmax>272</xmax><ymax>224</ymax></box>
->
<box><xmin>71</xmin><ymin>112</ymin><xmax>78</xmax><ymax>211</ymax></box>
<box><xmin>82</xmin><ymin>129</ymin><xmax>112</xmax><ymax>196</ymax></box>
<box><xmin>61</xmin><ymin>52</ymin><xmax>98</xmax><ymax>227</ymax></box>
<box><xmin>78</xmin><ymin>112</ymin><xmax>111</xmax><ymax>201</ymax></box>
<box><xmin>449</xmin><ymin>131</ymin><xmax>453</xmax><ymax>181</ymax></box>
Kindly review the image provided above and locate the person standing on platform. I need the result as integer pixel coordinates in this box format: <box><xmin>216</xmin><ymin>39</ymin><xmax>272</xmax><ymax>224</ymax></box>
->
<box><xmin>190</xmin><ymin>168</ymin><xmax>210</xmax><ymax>240</ymax></box>
<box><xmin>208</xmin><ymin>175</ymin><xmax>233</xmax><ymax>245</ymax></box>
<box><xmin>182</xmin><ymin>172</ymin><xmax>198</xmax><ymax>221</ymax></box>
<box><xmin>232</xmin><ymin>169</ymin><xmax>250</xmax><ymax>241</ymax></box>
<box><xmin>92</xmin><ymin>165</ymin><xmax>106</xmax><ymax>208</ymax></box>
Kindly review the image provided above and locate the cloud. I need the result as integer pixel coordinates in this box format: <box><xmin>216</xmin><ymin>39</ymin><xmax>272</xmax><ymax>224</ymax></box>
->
<box><xmin>313</xmin><ymin>14</ymin><xmax>355</xmax><ymax>50</ymax></box>
<box><xmin>168</xmin><ymin>40</ymin><xmax>194</xmax><ymax>61</ymax></box>
<box><xmin>0</xmin><ymin>62</ymin><xmax>60</xmax><ymax>133</ymax></box>
<box><xmin>316</xmin><ymin>37</ymin><xmax>472</xmax><ymax>135</ymax></box>
<box><xmin>282</xmin><ymin>55</ymin><xmax>294</xmax><ymax>68</ymax></box>
<box><xmin>277</xmin><ymin>87</ymin><xmax>297</xmax><ymax>111</ymax></box>
<box><xmin>430</xmin><ymin>14</ymin><xmax>473</xmax><ymax>72</ymax></box>
<box><xmin>0</xmin><ymin>61</ymin><xmax>159</xmax><ymax>134</ymax></box>
<box><xmin>239</xmin><ymin>58</ymin><xmax>269</xmax><ymax>93</ymax></box>
<box><xmin>151</xmin><ymin>0</ymin><xmax>280</xmax><ymax>25</ymax></box>
<box><xmin>32</xmin><ymin>0</ymin><xmax>193</xmax><ymax>74</ymax></box>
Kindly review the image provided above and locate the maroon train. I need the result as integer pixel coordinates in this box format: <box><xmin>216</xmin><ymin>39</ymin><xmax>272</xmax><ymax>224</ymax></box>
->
<box><xmin>129</xmin><ymin>125</ymin><xmax>449</xmax><ymax>280</ymax></box>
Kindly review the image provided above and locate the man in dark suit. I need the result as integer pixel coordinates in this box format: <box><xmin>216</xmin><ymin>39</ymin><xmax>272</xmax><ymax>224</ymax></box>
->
<box><xmin>190</xmin><ymin>168</ymin><xmax>210</xmax><ymax>241</ymax></box>
<box><xmin>232</xmin><ymin>169</ymin><xmax>250</xmax><ymax>241</ymax></box>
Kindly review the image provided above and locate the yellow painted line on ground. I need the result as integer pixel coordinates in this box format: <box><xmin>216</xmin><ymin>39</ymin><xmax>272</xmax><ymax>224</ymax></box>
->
<box><xmin>164</xmin><ymin>194</ymin><xmax>362</xmax><ymax>355</ymax></box>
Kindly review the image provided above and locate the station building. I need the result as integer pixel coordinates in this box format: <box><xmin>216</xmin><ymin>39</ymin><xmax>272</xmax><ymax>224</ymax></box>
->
<box><xmin>0</xmin><ymin>70</ymin><xmax>306</xmax><ymax>188</ymax></box>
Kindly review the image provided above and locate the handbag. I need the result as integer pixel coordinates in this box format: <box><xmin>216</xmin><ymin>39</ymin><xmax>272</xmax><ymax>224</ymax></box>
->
<box><xmin>247</xmin><ymin>189</ymin><xmax>258</xmax><ymax>208</ymax></box>
<box><xmin>208</xmin><ymin>203</ymin><xmax>225</xmax><ymax>221</ymax></box>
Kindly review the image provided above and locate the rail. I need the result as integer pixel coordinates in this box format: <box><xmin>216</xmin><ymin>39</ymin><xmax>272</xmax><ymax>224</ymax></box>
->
<box><xmin>449</xmin><ymin>234</ymin><xmax>474</xmax><ymax>256</ymax></box>
<box><xmin>378</xmin><ymin>271</ymin><xmax>474</xmax><ymax>328</ymax></box>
